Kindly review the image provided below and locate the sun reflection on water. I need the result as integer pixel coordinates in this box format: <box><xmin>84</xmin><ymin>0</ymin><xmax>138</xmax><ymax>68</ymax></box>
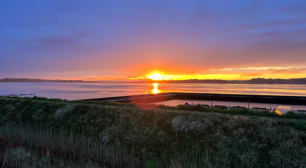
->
<box><xmin>152</xmin><ymin>83</ymin><xmax>159</xmax><ymax>94</ymax></box>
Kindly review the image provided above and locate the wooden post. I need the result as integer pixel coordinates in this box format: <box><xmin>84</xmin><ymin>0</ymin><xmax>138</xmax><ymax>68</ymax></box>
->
<box><xmin>270</xmin><ymin>101</ymin><xmax>271</xmax><ymax>111</ymax></box>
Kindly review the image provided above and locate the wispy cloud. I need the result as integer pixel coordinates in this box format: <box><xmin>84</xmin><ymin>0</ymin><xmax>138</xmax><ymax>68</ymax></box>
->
<box><xmin>239</xmin><ymin>72</ymin><xmax>264</xmax><ymax>77</ymax></box>
<box><xmin>269</xmin><ymin>67</ymin><xmax>306</xmax><ymax>74</ymax></box>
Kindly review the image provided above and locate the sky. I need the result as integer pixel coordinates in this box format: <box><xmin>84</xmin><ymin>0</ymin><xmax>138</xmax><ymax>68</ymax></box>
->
<box><xmin>1</xmin><ymin>0</ymin><xmax>306</xmax><ymax>80</ymax></box>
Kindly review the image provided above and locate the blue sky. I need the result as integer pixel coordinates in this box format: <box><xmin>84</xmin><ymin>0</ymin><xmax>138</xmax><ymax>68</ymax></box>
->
<box><xmin>1</xmin><ymin>0</ymin><xmax>306</xmax><ymax>80</ymax></box>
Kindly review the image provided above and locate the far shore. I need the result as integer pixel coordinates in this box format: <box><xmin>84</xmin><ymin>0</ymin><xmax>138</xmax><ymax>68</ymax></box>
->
<box><xmin>1</xmin><ymin>77</ymin><xmax>306</xmax><ymax>84</ymax></box>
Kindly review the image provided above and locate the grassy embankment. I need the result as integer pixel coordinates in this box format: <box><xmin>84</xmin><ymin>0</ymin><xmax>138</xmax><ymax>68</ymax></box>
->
<box><xmin>0</xmin><ymin>97</ymin><xmax>306</xmax><ymax>167</ymax></box>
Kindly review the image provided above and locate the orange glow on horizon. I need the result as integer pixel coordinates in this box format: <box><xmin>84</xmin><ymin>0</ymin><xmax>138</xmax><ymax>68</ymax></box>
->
<box><xmin>81</xmin><ymin>65</ymin><xmax>306</xmax><ymax>81</ymax></box>
<box><xmin>140</xmin><ymin>66</ymin><xmax>306</xmax><ymax>81</ymax></box>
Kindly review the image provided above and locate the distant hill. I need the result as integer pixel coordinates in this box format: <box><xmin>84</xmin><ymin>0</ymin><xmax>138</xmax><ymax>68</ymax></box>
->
<box><xmin>248</xmin><ymin>78</ymin><xmax>306</xmax><ymax>84</ymax></box>
<box><xmin>1</xmin><ymin>77</ymin><xmax>306</xmax><ymax>84</ymax></box>
<box><xmin>145</xmin><ymin>78</ymin><xmax>306</xmax><ymax>84</ymax></box>
<box><xmin>0</xmin><ymin>78</ymin><xmax>84</xmax><ymax>83</ymax></box>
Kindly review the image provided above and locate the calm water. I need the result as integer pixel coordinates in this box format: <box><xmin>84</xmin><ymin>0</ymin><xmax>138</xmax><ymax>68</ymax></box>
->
<box><xmin>153</xmin><ymin>100</ymin><xmax>306</xmax><ymax>111</ymax></box>
<box><xmin>1</xmin><ymin>82</ymin><xmax>306</xmax><ymax>100</ymax></box>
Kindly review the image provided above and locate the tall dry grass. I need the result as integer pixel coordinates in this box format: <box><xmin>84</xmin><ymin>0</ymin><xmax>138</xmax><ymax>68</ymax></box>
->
<box><xmin>1</xmin><ymin>99</ymin><xmax>306</xmax><ymax>167</ymax></box>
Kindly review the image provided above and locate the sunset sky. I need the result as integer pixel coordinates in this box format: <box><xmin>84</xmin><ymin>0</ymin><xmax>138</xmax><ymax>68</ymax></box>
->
<box><xmin>1</xmin><ymin>0</ymin><xmax>306</xmax><ymax>80</ymax></box>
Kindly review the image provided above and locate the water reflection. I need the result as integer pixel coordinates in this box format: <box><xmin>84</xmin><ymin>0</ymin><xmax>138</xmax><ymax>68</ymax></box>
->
<box><xmin>2</xmin><ymin>82</ymin><xmax>306</xmax><ymax>100</ymax></box>
<box><xmin>152</xmin><ymin>83</ymin><xmax>159</xmax><ymax>94</ymax></box>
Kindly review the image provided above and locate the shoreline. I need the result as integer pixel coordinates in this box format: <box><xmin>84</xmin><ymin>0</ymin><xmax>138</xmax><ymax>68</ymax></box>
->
<box><xmin>83</xmin><ymin>92</ymin><xmax>306</xmax><ymax>105</ymax></box>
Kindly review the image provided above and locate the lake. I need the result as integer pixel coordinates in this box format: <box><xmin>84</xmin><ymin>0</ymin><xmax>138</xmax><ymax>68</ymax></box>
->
<box><xmin>2</xmin><ymin>82</ymin><xmax>306</xmax><ymax>110</ymax></box>
<box><xmin>1</xmin><ymin>82</ymin><xmax>306</xmax><ymax>100</ymax></box>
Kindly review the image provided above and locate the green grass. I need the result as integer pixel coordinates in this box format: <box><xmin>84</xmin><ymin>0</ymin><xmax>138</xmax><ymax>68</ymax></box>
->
<box><xmin>1</xmin><ymin>97</ymin><xmax>306</xmax><ymax>167</ymax></box>
<box><xmin>2</xmin><ymin>96</ymin><xmax>306</xmax><ymax>119</ymax></box>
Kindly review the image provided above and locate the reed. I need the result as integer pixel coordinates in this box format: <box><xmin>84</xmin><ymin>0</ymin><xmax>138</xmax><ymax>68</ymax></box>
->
<box><xmin>1</xmin><ymin>99</ymin><xmax>306</xmax><ymax>167</ymax></box>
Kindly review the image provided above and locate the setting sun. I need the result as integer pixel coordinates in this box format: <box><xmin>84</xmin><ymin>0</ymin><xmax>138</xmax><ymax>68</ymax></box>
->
<box><xmin>149</xmin><ymin>73</ymin><xmax>164</xmax><ymax>80</ymax></box>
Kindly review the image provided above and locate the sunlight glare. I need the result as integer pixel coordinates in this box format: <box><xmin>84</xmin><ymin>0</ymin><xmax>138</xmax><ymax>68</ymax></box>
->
<box><xmin>149</xmin><ymin>73</ymin><xmax>164</xmax><ymax>80</ymax></box>
<box><xmin>152</xmin><ymin>83</ymin><xmax>159</xmax><ymax>94</ymax></box>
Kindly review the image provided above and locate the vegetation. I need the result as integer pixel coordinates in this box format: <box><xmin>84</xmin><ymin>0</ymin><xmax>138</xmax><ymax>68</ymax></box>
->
<box><xmin>3</xmin><ymin>96</ymin><xmax>306</xmax><ymax>119</ymax></box>
<box><xmin>0</xmin><ymin>97</ymin><xmax>306</xmax><ymax>167</ymax></box>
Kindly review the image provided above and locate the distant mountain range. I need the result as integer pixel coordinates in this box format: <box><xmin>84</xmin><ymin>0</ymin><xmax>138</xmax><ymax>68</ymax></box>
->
<box><xmin>1</xmin><ymin>78</ymin><xmax>306</xmax><ymax>84</ymax></box>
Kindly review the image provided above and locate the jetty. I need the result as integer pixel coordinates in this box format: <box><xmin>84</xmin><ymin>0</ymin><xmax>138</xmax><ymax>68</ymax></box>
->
<box><xmin>82</xmin><ymin>92</ymin><xmax>306</xmax><ymax>105</ymax></box>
